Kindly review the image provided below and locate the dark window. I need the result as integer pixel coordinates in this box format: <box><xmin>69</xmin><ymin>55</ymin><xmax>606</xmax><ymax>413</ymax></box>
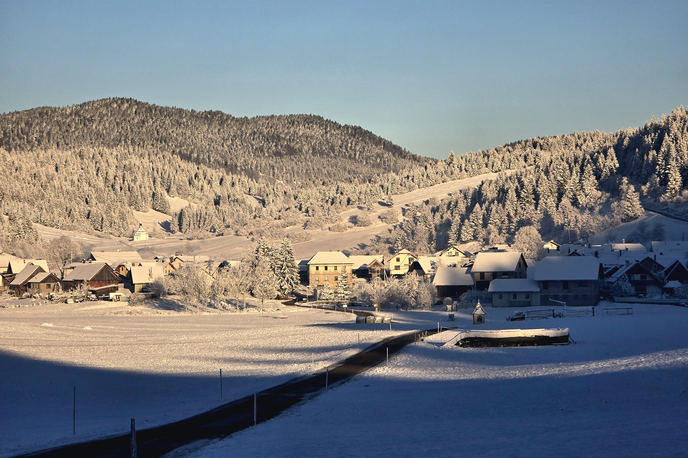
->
<box><xmin>334</xmin><ymin>276</ymin><xmax>339</xmax><ymax>281</ymax></box>
<box><xmin>316</xmin><ymin>266</ymin><xmax>319</xmax><ymax>271</ymax></box>
<box><xmin>640</xmin><ymin>274</ymin><xmax>647</xmax><ymax>280</ymax></box>
<box><xmin>325</xmin><ymin>266</ymin><xmax>328</xmax><ymax>271</ymax></box>
<box><xmin>578</xmin><ymin>280</ymin><xmax>588</xmax><ymax>287</ymax></box>
<box><xmin>334</xmin><ymin>266</ymin><xmax>338</xmax><ymax>271</ymax></box>
<box><xmin>480</xmin><ymin>272</ymin><xmax>485</xmax><ymax>280</ymax></box>
<box><xmin>396</xmin><ymin>257</ymin><xmax>400</xmax><ymax>262</ymax></box>
<box><xmin>499</xmin><ymin>294</ymin><xmax>503</xmax><ymax>299</ymax></box>
<box><xmin>563</xmin><ymin>281</ymin><xmax>569</xmax><ymax>290</ymax></box>
<box><xmin>512</xmin><ymin>293</ymin><xmax>517</xmax><ymax>300</ymax></box>
<box><xmin>525</xmin><ymin>293</ymin><xmax>530</xmax><ymax>299</ymax></box>
<box><xmin>543</xmin><ymin>281</ymin><xmax>549</xmax><ymax>290</ymax></box>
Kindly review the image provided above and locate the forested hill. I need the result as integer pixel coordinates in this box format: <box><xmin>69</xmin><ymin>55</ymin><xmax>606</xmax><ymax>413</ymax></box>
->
<box><xmin>0</xmin><ymin>98</ymin><xmax>428</xmax><ymax>185</ymax></box>
<box><xmin>0</xmin><ymin>98</ymin><xmax>686</xmax><ymax>258</ymax></box>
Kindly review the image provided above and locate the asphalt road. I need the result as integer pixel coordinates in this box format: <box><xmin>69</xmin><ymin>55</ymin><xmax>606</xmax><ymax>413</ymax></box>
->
<box><xmin>15</xmin><ymin>328</ymin><xmax>433</xmax><ymax>458</ymax></box>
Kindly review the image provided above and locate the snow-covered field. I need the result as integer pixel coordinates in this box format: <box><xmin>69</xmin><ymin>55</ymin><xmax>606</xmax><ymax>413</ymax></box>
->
<box><xmin>2</xmin><ymin>300</ymin><xmax>688</xmax><ymax>457</ymax></box>
<box><xmin>182</xmin><ymin>303</ymin><xmax>688</xmax><ymax>458</ymax></box>
<box><xmin>0</xmin><ymin>299</ymin><xmax>402</xmax><ymax>457</ymax></box>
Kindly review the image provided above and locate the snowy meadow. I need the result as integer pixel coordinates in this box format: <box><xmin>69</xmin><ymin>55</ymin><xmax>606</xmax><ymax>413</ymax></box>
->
<box><xmin>1</xmin><ymin>299</ymin><xmax>687</xmax><ymax>457</ymax></box>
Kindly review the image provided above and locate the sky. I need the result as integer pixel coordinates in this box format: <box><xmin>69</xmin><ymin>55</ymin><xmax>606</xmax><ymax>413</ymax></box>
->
<box><xmin>1</xmin><ymin>0</ymin><xmax>687</xmax><ymax>160</ymax></box>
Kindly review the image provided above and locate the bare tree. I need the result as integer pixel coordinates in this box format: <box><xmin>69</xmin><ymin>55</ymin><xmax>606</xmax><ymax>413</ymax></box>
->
<box><xmin>47</xmin><ymin>236</ymin><xmax>84</xmax><ymax>279</ymax></box>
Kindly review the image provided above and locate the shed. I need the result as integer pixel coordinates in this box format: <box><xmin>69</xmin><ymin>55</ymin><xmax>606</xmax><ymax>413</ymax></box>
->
<box><xmin>473</xmin><ymin>301</ymin><xmax>486</xmax><ymax>325</ymax></box>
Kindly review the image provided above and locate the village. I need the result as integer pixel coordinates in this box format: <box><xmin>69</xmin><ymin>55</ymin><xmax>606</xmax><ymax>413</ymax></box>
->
<box><xmin>2</xmin><ymin>218</ymin><xmax>687</xmax><ymax>310</ymax></box>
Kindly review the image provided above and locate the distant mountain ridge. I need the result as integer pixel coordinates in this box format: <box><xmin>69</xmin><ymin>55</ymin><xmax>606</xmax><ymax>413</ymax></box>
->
<box><xmin>0</xmin><ymin>98</ymin><xmax>428</xmax><ymax>185</ymax></box>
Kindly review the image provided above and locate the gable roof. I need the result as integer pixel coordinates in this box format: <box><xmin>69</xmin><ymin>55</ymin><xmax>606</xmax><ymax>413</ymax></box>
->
<box><xmin>172</xmin><ymin>255</ymin><xmax>211</xmax><ymax>264</ymax></box>
<box><xmin>534</xmin><ymin>257</ymin><xmax>603</xmax><ymax>281</ymax></box>
<box><xmin>10</xmin><ymin>264</ymin><xmax>46</xmax><ymax>286</ymax></box>
<box><xmin>90</xmin><ymin>251</ymin><xmax>143</xmax><ymax>265</ymax></box>
<box><xmin>130</xmin><ymin>266</ymin><xmax>164</xmax><ymax>285</ymax></box>
<box><xmin>432</xmin><ymin>266</ymin><xmax>474</xmax><ymax>286</ymax></box>
<box><xmin>63</xmin><ymin>262</ymin><xmax>117</xmax><ymax>282</ymax></box>
<box><xmin>8</xmin><ymin>259</ymin><xmax>49</xmax><ymax>274</ymax></box>
<box><xmin>488</xmin><ymin>279</ymin><xmax>540</xmax><ymax>293</ymax></box>
<box><xmin>307</xmin><ymin>251</ymin><xmax>352</xmax><ymax>265</ymax></box>
<box><xmin>611</xmin><ymin>262</ymin><xmax>663</xmax><ymax>283</ymax></box>
<box><xmin>411</xmin><ymin>257</ymin><xmax>443</xmax><ymax>274</ymax></box>
<box><xmin>471</xmin><ymin>252</ymin><xmax>524</xmax><ymax>273</ymax></box>
<box><xmin>348</xmin><ymin>255</ymin><xmax>385</xmax><ymax>270</ymax></box>
<box><xmin>28</xmin><ymin>272</ymin><xmax>60</xmax><ymax>284</ymax></box>
<box><xmin>664</xmin><ymin>260</ymin><xmax>688</xmax><ymax>282</ymax></box>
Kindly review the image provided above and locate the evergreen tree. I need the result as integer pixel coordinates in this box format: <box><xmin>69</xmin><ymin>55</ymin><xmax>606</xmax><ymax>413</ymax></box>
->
<box><xmin>334</xmin><ymin>273</ymin><xmax>352</xmax><ymax>301</ymax></box>
<box><xmin>618</xmin><ymin>178</ymin><xmax>644</xmax><ymax>222</ymax></box>
<box><xmin>274</xmin><ymin>239</ymin><xmax>299</xmax><ymax>298</ymax></box>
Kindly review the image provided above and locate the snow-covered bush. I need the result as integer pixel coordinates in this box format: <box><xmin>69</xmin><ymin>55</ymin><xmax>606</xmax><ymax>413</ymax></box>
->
<box><xmin>611</xmin><ymin>274</ymin><xmax>635</xmax><ymax>297</ymax></box>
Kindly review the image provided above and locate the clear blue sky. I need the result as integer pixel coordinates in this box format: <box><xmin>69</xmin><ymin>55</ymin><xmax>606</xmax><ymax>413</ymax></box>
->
<box><xmin>1</xmin><ymin>0</ymin><xmax>686</xmax><ymax>159</ymax></box>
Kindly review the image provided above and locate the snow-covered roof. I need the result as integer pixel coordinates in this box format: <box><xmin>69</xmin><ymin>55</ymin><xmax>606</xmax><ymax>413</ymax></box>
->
<box><xmin>90</xmin><ymin>251</ymin><xmax>143</xmax><ymax>265</ymax></box>
<box><xmin>611</xmin><ymin>243</ymin><xmax>647</xmax><ymax>253</ymax></box>
<box><xmin>173</xmin><ymin>255</ymin><xmax>211</xmax><ymax>264</ymax></box>
<box><xmin>651</xmin><ymin>241</ymin><xmax>688</xmax><ymax>253</ymax></box>
<box><xmin>63</xmin><ymin>263</ymin><xmax>114</xmax><ymax>282</ymax></box>
<box><xmin>526</xmin><ymin>259</ymin><xmax>537</xmax><ymax>279</ymax></box>
<box><xmin>8</xmin><ymin>259</ymin><xmax>49</xmax><ymax>274</ymax></box>
<box><xmin>130</xmin><ymin>266</ymin><xmax>164</xmax><ymax>285</ymax></box>
<box><xmin>28</xmin><ymin>272</ymin><xmax>58</xmax><ymax>284</ymax></box>
<box><xmin>664</xmin><ymin>280</ymin><xmax>684</xmax><ymax>289</ymax></box>
<box><xmin>0</xmin><ymin>255</ymin><xmax>18</xmax><ymax>270</ymax></box>
<box><xmin>413</xmin><ymin>257</ymin><xmax>442</xmax><ymax>274</ymax></box>
<box><xmin>348</xmin><ymin>255</ymin><xmax>385</xmax><ymax>270</ymax></box>
<box><xmin>471</xmin><ymin>252</ymin><xmax>524</xmax><ymax>273</ymax></box>
<box><xmin>307</xmin><ymin>251</ymin><xmax>352</xmax><ymax>265</ymax></box>
<box><xmin>432</xmin><ymin>266</ymin><xmax>474</xmax><ymax>286</ymax></box>
<box><xmin>488</xmin><ymin>279</ymin><xmax>540</xmax><ymax>293</ymax></box>
<box><xmin>10</xmin><ymin>264</ymin><xmax>45</xmax><ymax>286</ymax></box>
<box><xmin>533</xmin><ymin>257</ymin><xmax>602</xmax><ymax>281</ymax></box>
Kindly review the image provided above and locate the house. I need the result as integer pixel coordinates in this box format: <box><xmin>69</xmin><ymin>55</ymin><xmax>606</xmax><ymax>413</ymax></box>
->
<box><xmin>129</xmin><ymin>266</ymin><xmax>164</xmax><ymax>293</ymax></box>
<box><xmin>471</xmin><ymin>252</ymin><xmax>527</xmax><ymax>290</ymax></box>
<box><xmin>408</xmin><ymin>257</ymin><xmax>443</xmax><ymax>278</ymax></box>
<box><xmin>0</xmin><ymin>255</ymin><xmax>18</xmax><ymax>274</ymax></box>
<box><xmin>534</xmin><ymin>257</ymin><xmax>604</xmax><ymax>307</ymax></box>
<box><xmin>307</xmin><ymin>251</ymin><xmax>353</xmax><ymax>291</ymax></box>
<box><xmin>543</xmin><ymin>240</ymin><xmax>561</xmax><ymax>254</ymax></box>
<box><xmin>9</xmin><ymin>263</ymin><xmax>46</xmax><ymax>297</ymax></box>
<box><xmin>432</xmin><ymin>266</ymin><xmax>474</xmax><ymax>300</ymax></box>
<box><xmin>7</xmin><ymin>259</ymin><xmax>49</xmax><ymax>275</ymax></box>
<box><xmin>132</xmin><ymin>223</ymin><xmax>149</xmax><ymax>241</ymax></box>
<box><xmin>664</xmin><ymin>260</ymin><xmax>688</xmax><ymax>284</ymax></box>
<box><xmin>638</xmin><ymin>256</ymin><xmax>666</xmax><ymax>275</ymax></box>
<box><xmin>389</xmin><ymin>249</ymin><xmax>418</xmax><ymax>276</ymax></box>
<box><xmin>348</xmin><ymin>255</ymin><xmax>385</xmax><ymax>280</ymax></box>
<box><xmin>610</xmin><ymin>261</ymin><xmax>664</xmax><ymax>296</ymax></box>
<box><xmin>62</xmin><ymin>263</ymin><xmax>121</xmax><ymax>294</ymax></box>
<box><xmin>27</xmin><ymin>272</ymin><xmax>60</xmax><ymax>296</ymax></box>
<box><xmin>438</xmin><ymin>246</ymin><xmax>472</xmax><ymax>262</ymax></box>
<box><xmin>489</xmin><ymin>279</ymin><xmax>540</xmax><ymax>307</ymax></box>
<box><xmin>89</xmin><ymin>251</ymin><xmax>143</xmax><ymax>266</ymax></box>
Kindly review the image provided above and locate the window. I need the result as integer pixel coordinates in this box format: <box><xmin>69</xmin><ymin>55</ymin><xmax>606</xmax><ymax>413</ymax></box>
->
<box><xmin>512</xmin><ymin>293</ymin><xmax>517</xmax><ymax>300</ymax></box>
<box><xmin>525</xmin><ymin>293</ymin><xmax>530</xmax><ymax>299</ymax></box>
<box><xmin>334</xmin><ymin>276</ymin><xmax>339</xmax><ymax>281</ymax></box>
<box><xmin>325</xmin><ymin>266</ymin><xmax>328</xmax><ymax>271</ymax></box>
<box><xmin>396</xmin><ymin>257</ymin><xmax>400</xmax><ymax>262</ymax></box>
<box><xmin>563</xmin><ymin>281</ymin><xmax>569</xmax><ymax>290</ymax></box>
<box><xmin>543</xmin><ymin>281</ymin><xmax>549</xmax><ymax>290</ymax></box>
<box><xmin>334</xmin><ymin>266</ymin><xmax>338</xmax><ymax>271</ymax></box>
<box><xmin>578</xmin><ymin>280</ymin><xmax>588</xmax><ymax>287</ymax></box>
<box><xmin>640</xmin><ymin>274</ymin><xmax>647</xmax><ymax>280</ymax></box>
<box><xmin>480</xmin><ymin>272</ymin><xmax>485</xmax><ymax>280</ymax></box>
<box><xmin>394</xmin><ymin>265</ymin><xmax>400</xmax><ymax>271</ymax></box>
<box><xmin>314</xmin><ymin>276</ymin><xmax>319</xmax><ymax>281</ymax></box>
<box><xmin>324</xmin><ymin>276</ymin><xmax>329</xmax><ymax>281</ymax></box>
<box><xmin>499</xmin><ymin>294</ymin><xmax>503</xmax><ymax>299</ymax></box>
<box><xmin>316</xmin><ymin>266</ymin><xmax>319</xmax><ymax>271</ymax></box>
